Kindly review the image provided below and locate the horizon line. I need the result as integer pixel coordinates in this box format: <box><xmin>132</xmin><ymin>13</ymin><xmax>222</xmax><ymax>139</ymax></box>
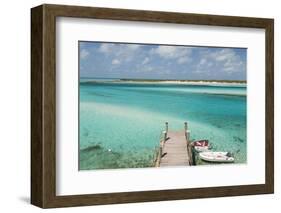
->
<box><xmin>80</xmin><ymin>77</ymin><xmax>247</xmax><ymax>82</ymax></box>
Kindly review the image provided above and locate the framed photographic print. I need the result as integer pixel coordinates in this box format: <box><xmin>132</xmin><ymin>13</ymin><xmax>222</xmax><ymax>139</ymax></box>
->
<box><xmin>31</xmin><ymin>4</ymin><xmax>274</xmax><ymax>208</ymax></box>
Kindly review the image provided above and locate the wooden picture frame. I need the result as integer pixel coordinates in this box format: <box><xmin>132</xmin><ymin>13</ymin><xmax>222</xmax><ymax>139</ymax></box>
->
<box><xmin>31</xmin><ymin>4</ymin><xmax>274</xmax><ymax>208</ymax></box>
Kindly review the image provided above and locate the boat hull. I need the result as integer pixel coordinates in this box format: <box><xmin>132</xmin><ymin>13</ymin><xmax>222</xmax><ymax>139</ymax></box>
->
<box><xmin>199</xmin><ymin>152</ymin><xmax>234</xmax><ymax>163</ymax></box>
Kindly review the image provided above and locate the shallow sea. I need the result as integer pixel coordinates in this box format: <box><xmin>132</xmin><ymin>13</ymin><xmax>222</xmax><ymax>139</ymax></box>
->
<box><xmin>79</xmin><ymin>80</ymin><xmax>247</xmax><ymax>170</ymax></box>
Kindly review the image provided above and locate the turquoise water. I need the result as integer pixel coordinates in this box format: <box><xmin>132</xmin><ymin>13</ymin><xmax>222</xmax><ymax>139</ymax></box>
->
<box><xmin>79</xmin><ymin>81</ymin><xmax>247</xmax><ymax>170</ymax></box>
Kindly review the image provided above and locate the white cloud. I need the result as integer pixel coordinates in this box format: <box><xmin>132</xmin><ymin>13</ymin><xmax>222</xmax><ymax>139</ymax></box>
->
<box><xmin>196</xmin><ymin>48</ymin><xmax>245</xmax><ymax>74</ymax></box>
<box><xmin>199</xmin><ymin>58</ymin><xmax>207</xmax><ymax>65</ymax></box>
<box><xmin>98</xmin><ymin>43</ymin><xmax>140</xmax><ymax>56</ymax></box>
<box><xmin>151</xmin><ymin>46</ymin><xmax>192</xmax><ymax>61</ymax></box>
<box><xmin>80</xmin><ymin>49</ymin><xmax>89</xmax><ymax>59</ymax></box>
<box><xmin>112</xmin><ymin>59</ymin><xmax>121</xmax><ymax>65</ymax></box>
<box><xmin>98</xmin><ymin>43</ymin><xmax>116</xmax><ymax>54</ymax></box>
<box><xmin>177</xmin><ymin>57</ymin><xmax>191</xmax><ymax>64</ymax></box>
<box><xmin>211</xmin><ymin>49</ymin><xmax>236</xmax><ymax>62</ymax></box>
<box><xmin>98</xmin><ymin>43</ymin><xmax>141</xmax><ymax>65</ymax></box>
<box><xmin>142</xmin><ymin>57</ymin><xmax>150</xmax><ymax>65</ymax></box>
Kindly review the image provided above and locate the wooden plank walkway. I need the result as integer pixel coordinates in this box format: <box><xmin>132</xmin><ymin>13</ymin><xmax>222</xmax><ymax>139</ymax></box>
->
<box><xmin>159</xmin><ymin>130</ymin><xmax>190</xmax><ymax>167</ymax></box>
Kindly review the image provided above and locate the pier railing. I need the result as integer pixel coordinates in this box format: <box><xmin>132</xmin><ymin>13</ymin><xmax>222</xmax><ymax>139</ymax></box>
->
<box><xmin>184</xmin><ymin>122</ymin><xmax>194</xmax><ymax>165</ymax></box>
<box><xmin>154</xmin><ymin>129</ymin><xmax>166</xmax><ymax>167</ymax></box>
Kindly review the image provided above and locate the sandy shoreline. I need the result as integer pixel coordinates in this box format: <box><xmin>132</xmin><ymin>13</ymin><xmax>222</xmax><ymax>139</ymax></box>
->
<box><xmin>118</xmin><ymin>80</ymin><xmax>246</xmax><ymax>86</ymax></box>
<box><xmin>82</xmin><ymin>79</ymin><xmax>247</xmax><ymax>87</ymax></box>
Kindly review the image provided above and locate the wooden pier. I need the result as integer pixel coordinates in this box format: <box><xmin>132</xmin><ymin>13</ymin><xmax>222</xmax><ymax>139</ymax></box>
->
<box><xmin>155</xmin><ymin>122</ymin><xmax>193</xmax><ymax>167</ymax></box>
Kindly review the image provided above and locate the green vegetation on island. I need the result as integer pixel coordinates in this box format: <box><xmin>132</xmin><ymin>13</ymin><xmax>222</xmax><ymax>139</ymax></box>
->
<box><xmin>118</xmin><ymin>79</ymin><xmax>246</xmax><ymax>84</ymax></box>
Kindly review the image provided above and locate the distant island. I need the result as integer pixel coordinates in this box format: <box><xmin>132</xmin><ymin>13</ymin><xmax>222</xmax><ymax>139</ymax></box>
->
<box><xmin>118</xmin><ymin>79</ymin><xmax>246</xmax><ymax>84</ymax></box>
<box><xmin>81</xmin><ymin>78</ymin><xmax>247</xmax><ymax>86</ymax></box>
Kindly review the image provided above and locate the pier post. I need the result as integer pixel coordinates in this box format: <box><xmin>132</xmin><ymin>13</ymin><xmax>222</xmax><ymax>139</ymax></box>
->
<box><xmin>165</xmin><ymin>122</ymin><xmax>168</xmax><ymax>132</ymax></box>
<box><xmin>184</xmin><ymin>122</ymin><xmax>188</xmax><ymax>131</ymax></box>
<box><xmin>186</xmin><ymin>130</ymin><xmax>190</xmax><ymax>142</ymax></box>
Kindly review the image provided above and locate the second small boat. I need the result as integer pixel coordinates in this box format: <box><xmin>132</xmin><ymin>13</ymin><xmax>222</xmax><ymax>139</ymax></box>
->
<box><xmin>199</xmin><ymin>151</ymin><xmax>235</xmax><ymax>163</ymax></box>
<box><xmin>192</xmin><ymin>140</ymin><xmax>210</xmax><ymax>152</ymax></box>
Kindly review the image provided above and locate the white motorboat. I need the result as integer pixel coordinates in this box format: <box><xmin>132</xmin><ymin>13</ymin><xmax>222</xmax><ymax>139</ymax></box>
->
<box><xmin>199</xmin><ymin>151</ymin><xmax>234</xmax><ymax>163</ymax></box>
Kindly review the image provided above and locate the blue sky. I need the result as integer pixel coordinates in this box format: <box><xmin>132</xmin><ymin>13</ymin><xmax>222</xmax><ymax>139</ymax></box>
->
<box><xmin>79</xmin><ymin>42</ymin><xmax>246</xmax><ymax>80</ymax></box>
